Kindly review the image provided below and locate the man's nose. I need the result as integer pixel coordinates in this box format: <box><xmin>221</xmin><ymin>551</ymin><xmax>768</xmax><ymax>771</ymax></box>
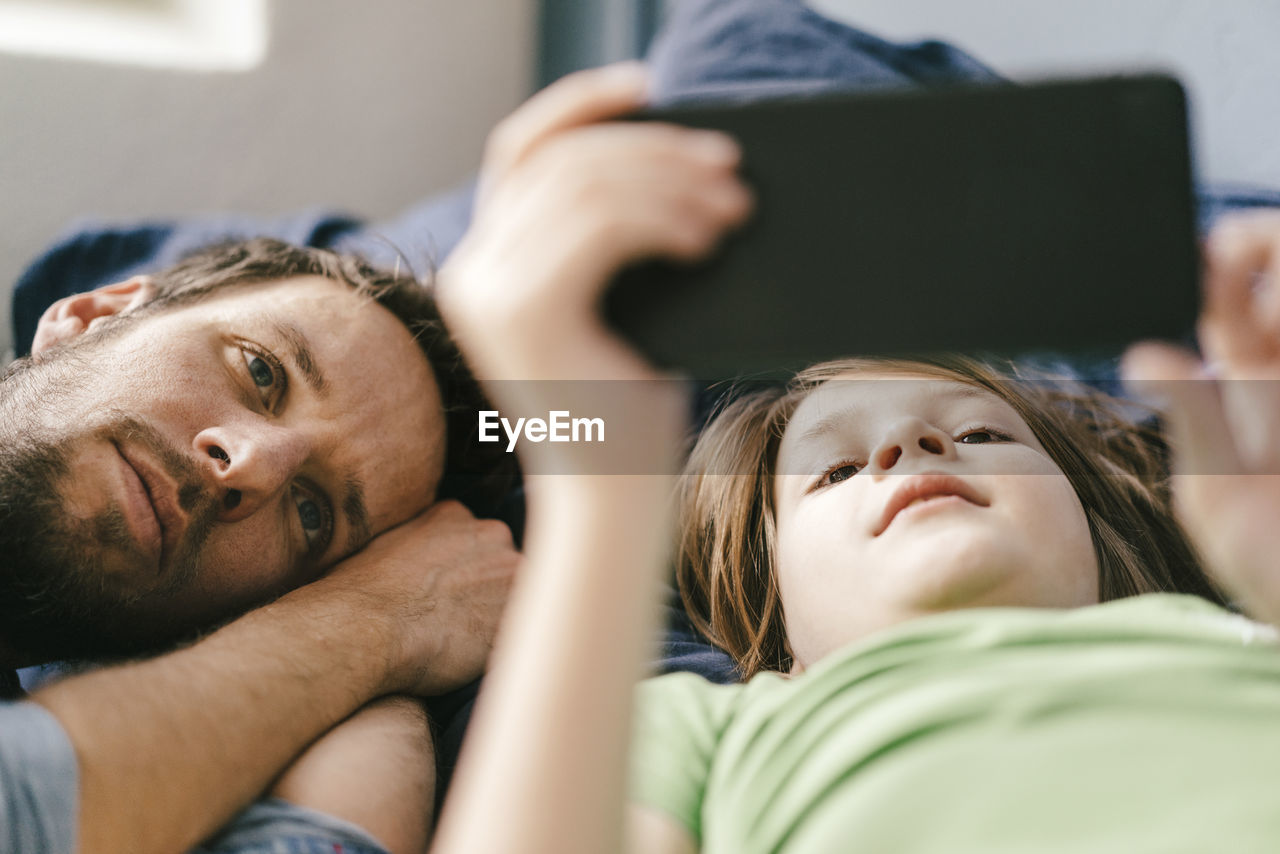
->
<box><xmin>193</xmin><ymin>423</ymin><xmax>313</xmax><ymax>522</ymax></box>
<box><xmin>868</xmin><ymin>417</ymin><xmax>956</xmax><ymax>474</ymax></box>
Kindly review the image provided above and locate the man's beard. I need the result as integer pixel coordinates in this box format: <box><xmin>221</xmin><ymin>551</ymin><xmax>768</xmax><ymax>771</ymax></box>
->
<box><xmin>0</xmin><ymin>337</ymin><xmax>217</xmax><ymax>664</ymax></box>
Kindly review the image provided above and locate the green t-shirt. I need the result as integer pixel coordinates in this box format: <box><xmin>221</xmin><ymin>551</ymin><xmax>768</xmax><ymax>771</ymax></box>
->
<box><xmin>631</xmin><ymin>594</ymin><xmax>1280</xmax><ymax>852</ymax></box>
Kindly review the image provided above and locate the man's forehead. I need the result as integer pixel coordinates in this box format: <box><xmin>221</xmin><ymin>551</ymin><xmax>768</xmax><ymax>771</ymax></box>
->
<box><xmin>114</xmin><ymin>274</ymin><xmax>356</xmax><ymax>335</ymax></box>
<box><xmin>197</xmin><ymin>274</ymin><xmax>359</xmax><ymax>313</ymax></box>
<box><xmin>143</xmin><ymin>275</ymin><xmax>403</xmax><ymax>351</ymax></box>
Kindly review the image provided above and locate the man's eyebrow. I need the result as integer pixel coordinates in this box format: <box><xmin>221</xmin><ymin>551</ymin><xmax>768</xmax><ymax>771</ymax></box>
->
<box><xmin>342</xmin><ymin>476</ymin><xmax>373</xmax><ymax>556</ymax></box>
<box><xmin>270</xmin><ymin>319</ymin><xmax>329</xmax><ymax>397</ymax></box>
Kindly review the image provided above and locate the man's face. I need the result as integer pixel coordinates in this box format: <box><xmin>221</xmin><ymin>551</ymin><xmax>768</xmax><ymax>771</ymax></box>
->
<box><xmin>1</xmin><ymin>276</ymin><xmax>445</xmax><ymax>651</ymax></box>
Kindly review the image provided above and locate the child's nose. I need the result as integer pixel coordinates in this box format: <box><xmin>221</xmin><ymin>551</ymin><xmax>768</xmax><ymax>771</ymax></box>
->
<box><xmin>871</xmin><ymin>419</ymin><xmax>953</xmax><ymax>472</ymax></box>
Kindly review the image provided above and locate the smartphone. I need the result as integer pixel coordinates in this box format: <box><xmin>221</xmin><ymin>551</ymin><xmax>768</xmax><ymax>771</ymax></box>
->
<box><xmin>604</xmin><ymin>75</ymin><xmax>1199</xmax><ymax>379</ymax></box>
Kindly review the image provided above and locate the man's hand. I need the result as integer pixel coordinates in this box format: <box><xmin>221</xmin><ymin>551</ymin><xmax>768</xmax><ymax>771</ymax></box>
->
<box><xmin>322</xmin><ymin>500</ymin><xmax>518</xmax><ymax>696</ymax></box>
<box><xmin>1124</xmin><ymin>212</ymin><xmax>1280</xmax><ymax>623</ymax></box>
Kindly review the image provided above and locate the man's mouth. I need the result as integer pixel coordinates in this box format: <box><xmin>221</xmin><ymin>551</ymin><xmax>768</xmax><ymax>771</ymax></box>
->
<box><xmin>874</xmin><ymin>473</ymin><xmax>988</xmax><ymax>536</ymax></box>
<box><xmin>115</xmin><ymin>442</ymin><xmax>187</xmax><ymax>574</ymax></box>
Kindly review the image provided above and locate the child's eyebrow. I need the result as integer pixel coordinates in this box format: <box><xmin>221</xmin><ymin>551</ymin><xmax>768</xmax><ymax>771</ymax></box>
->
<box><xmin>797</xmin><ymin>383</ymin><xmax>1000</xmax><ymax>443</ymax></box>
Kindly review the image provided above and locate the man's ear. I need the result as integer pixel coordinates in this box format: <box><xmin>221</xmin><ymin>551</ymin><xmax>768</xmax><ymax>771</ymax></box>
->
<box><xmin>31</xmin><ymin>276</ymin><xmax>157</xmax><ymax>354</ymax></box>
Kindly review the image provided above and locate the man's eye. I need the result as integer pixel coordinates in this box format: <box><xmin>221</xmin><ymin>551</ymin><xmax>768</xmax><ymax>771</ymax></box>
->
<box><xmin>957</xmin><ymin>428</ymin><xmax>1012</xmax><ymax>445</ymax></box>
<box><xmin>291</xmin><ymin>487</ymin><xmax>332</xmax><ymax>555</ymax></box>
<box><xmin>239</xmin><ymin>345</ymin><xmax>286</xmax><ymax>407</ymax></box>
<box><xmin>247</xmin><ymin>355</ymin><xmax>274</xmax><ymax>387</ymax></box>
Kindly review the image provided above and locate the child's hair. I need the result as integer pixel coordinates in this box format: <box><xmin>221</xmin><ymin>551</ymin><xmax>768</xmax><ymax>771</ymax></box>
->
<box><xmin>675</xmin><ymin>355</ymin><xmax>1225</xmax><ymax>679</ymax></box>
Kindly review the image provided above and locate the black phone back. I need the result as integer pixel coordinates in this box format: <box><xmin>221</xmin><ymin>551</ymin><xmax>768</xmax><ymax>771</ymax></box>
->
<box><xmin>604</xmin><ymin>76</ymin><xmax>1199</xmax><ymax>379</ymax></box>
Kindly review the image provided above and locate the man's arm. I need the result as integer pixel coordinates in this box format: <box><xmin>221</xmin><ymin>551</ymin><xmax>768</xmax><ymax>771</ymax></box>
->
<box><xmin>32</xmin><ymin>500</ymin><xmax>516</xmax><ymax>854</ymax></box>
<box><xmin>264</xmin><ymin>696</ymin><xmax>436</xmax><ymax>854</ymax></box>
<box><xmin>189</xmin><ymin>696</ymin><xmax>435</xmax><ymax>854</ymax></box>
<box><xmin>35</xmin><ymin>586</ymin><xmax>388</xmax><ymax>854</ymax></box>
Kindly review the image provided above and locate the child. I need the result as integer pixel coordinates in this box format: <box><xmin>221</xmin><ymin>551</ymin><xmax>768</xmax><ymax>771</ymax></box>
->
<box><xmin>430</xmin><ymin>65</ymin><xmax>1280</xmax><ymax>853</ymax></box>
<box><xmin>675</xmin><ymin>354</ymin><xmax>1225</xmax><ymax>678</ymax></box>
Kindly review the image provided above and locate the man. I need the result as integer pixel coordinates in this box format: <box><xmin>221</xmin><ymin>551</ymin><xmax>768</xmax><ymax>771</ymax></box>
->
<box><xmin>1</xmin><ymin>237</ymin><xmax>514</xmax><ymax>666</ymax></box>
<box><xmin>0</xmin><ymin>237</ymin><xmax>520</xmax><ymax>853</ymax></box>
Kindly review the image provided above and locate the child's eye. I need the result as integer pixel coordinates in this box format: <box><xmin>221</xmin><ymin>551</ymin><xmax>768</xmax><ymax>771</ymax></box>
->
<box><xmin>956</xmin><ymin>428</ymin><xmax>1012</xmax><ymax>445</ymax></box>
<box><xmin>814</xmin><ymin>461</ymin><xmax>862</xmax><ymax>489</ymax></box>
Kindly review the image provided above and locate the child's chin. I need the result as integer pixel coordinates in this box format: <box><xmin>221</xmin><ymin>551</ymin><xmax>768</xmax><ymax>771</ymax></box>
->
<box><xmin>887</xmin><ymin>529</ymin><xmax>1018</xmax><ymax>612</ymax></box>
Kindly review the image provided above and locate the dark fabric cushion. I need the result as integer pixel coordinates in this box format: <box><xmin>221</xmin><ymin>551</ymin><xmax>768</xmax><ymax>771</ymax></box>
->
<box><xmin>0</xmin><ymin>670</ymin><xmax>21</xmax><ymax>701</ymax></box>
<box><xmin>649</xmin><ymin>0</ymin><xmax>1001</xmax><ymax>104</ymax></box>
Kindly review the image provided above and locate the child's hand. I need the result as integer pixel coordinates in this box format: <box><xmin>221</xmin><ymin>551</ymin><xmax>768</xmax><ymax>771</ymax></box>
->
<box><xmin>1124</xmin><ymin>212</ymin><xmax>1280</xmax><ymax>622</ymax></box>
<box><xmin>437</xmin><ymin>64</ymin><xmax>752</xmax><ymax>477</ymax></box>
<box><xmin>437</xmin><ymin>63</ymin><xmax>753</xmax><ymax>385</ymax></box>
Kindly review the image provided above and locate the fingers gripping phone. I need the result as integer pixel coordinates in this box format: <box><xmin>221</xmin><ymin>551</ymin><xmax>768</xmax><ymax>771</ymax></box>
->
<box><xmin>604</xmin><ymin>76</ymin><xmax>1199</xmax><ymax>379</ymax></box>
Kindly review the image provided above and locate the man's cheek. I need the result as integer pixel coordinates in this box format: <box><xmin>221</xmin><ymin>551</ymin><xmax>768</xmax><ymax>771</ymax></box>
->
<box><xmin>192</xmin><ymin>517</ymin><xmax>297</xmax><ymax>604</ymax></box>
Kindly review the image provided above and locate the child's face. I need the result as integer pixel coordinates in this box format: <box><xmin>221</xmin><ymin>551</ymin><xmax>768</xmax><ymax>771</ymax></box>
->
<box><xmin>773</xmin><ymin>372</ymin><xmax>1099</xmax><ymax>670</ymax></box>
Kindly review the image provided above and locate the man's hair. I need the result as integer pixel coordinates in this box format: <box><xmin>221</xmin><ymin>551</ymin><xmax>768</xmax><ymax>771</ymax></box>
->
<box><xmin>675</xmin><ymin>355</ymin><xmax>1226</xmax><ymax>679</ymax></box>
<box><xmin>132</xmin><ymin>237</ymin><xmax>515</xmax><ymax>514</ymax></box>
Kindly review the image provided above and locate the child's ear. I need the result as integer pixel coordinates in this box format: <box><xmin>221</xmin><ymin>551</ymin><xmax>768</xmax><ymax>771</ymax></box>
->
<box><xmin>31</xmin><ymin>276</ymin><xmax>157</xmax><ymax>354</ymax></box>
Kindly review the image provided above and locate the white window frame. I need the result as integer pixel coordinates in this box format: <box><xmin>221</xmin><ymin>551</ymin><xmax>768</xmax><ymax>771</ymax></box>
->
<box><xmin>0</xmin><ymin>0</ymin><xmax>268</xmax><ymax>71</ymax></box>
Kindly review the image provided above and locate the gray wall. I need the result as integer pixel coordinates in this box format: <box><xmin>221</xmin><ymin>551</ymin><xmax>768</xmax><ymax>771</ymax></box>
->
<box><xmin>0</xmin><ymin>0</ymin><xmax>536</xmax><ymax>358</ymax></box>
<box><xmin>811</xmin><ymin>0</ymin><xmax>1280</xmax><ymax>189</ymax></box>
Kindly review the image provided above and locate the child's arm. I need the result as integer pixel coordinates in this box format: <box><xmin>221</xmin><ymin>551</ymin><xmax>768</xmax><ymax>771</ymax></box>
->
<box><xmin>431</xmin><ymin>64</ymin><xmax>750</xmax><ymax>854</ymax></box>
<box><xmin>1124</xmin><ymin>212</ymin><xmax>1280</xmax><ymax>623</ymax></box>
